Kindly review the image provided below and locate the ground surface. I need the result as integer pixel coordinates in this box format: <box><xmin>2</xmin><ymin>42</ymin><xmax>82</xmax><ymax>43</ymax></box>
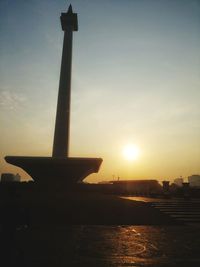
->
<box><xmin>22</xmin><ymin>192</ymin><xmax>179</xmax><ymax>225</ymax></box>
<box><xmin>1</xmin><ymin>225</ymin><xmax>200</xmax><ymax>266</ymax></box>
<box><xmin>1</xmin><ymin>193</ymin><xmax>200</xmax><ymax>266</ymax></box>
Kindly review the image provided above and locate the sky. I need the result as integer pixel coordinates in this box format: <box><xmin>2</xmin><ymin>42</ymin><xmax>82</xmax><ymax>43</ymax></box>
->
<box><xmin>0</xmin><ymin>0</ymin><xmax>200</xmax><ymax>183</ymax></box>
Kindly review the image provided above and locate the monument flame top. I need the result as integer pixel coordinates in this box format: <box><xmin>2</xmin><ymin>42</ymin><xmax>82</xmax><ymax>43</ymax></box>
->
<box><xmin>61</xmin><ymin>4</ymin><xmax>78</xmax><ymax>31</ymax></box>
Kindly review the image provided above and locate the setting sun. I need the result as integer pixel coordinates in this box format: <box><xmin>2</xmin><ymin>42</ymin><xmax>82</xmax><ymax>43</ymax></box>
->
<box><xmin>122</xmin><ymin>144</ymin><xmax>140</xmax><ymax>161</ymax></box>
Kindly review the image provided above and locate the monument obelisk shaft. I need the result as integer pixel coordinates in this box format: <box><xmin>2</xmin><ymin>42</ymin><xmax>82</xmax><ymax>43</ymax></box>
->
<box><xmin>53</xmin><ymin>5</ymin><xmax>78</xmax><ymax>158</ymax></box>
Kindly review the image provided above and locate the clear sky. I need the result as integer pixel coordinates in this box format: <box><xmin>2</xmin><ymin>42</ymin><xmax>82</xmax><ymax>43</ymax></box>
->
<box><xmin>0</xmin><ymin>0</ymin><xmax>200</xmax><ymax>183</ymax></box>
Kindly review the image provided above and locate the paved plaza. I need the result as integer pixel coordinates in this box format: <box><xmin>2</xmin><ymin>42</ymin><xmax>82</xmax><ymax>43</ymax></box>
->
<box><xmin>122</xmin><ymin>197</ymin><xmax>200</xmax><ymax>225</ymax></box>
<box><xmin>1</xmin><ymin>225</ymin><xmax>199</xmax><ymax>267</ymax></box>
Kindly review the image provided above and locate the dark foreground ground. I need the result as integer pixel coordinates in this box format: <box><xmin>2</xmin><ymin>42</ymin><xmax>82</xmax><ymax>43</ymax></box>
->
<box><xmin>0</xmin><ymin>192</ymin><xmax>200</xmax><ymax>266</ymax></box>
<box><xmin>8</xmin><ymin>225</ymin><xmax>200</xmax><ymax>267</ymax></box>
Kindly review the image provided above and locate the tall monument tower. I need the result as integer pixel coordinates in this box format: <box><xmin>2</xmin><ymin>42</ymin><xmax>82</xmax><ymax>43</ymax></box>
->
<box><xmin>53</xmin><ymin>5</ymin><xmax>78</xmax><ymax>157</ymax></box>
<box><xmin>5</xmin><ymin>5</ymin><xmax>102</xmax><ymax>186</ymax></box>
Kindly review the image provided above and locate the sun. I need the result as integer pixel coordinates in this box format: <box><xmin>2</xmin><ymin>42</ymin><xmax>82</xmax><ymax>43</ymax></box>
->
<box><xmin>122</xmin><ymin>144</ymin><xmax>140</xmax><ymax>161</ymax></box>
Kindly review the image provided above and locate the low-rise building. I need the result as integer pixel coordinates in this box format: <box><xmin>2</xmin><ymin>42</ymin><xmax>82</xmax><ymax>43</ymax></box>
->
<box><xmin>1</xmin><ymin>173</ymin><xmax>21</xmax><ymax>182</ymax></box>
<box><xmin>188</xmin><ymin>175</ymin><xmax>200</xmax><ymax>187</ymax></box>
<box><xmin>174</xmin><ymin>177</ymin><xmax>183</xmax><ymax>187</ymax></box>
<box><xmin>111</xmin><ymin>179</ymin><xmax>162</xmax><ymax>195</ymax></box>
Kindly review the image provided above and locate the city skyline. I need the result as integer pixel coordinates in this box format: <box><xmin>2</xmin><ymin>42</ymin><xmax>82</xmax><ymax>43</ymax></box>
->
<box><xmin>0</xmin><ymin>0</ymin><xmax>200</xmax><ymax>182</ymax></box>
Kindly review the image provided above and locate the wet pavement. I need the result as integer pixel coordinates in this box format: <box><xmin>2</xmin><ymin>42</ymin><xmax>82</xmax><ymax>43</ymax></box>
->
<box><xmin>3</xmin><ymin>224</ymin><xmax>199</xmax><ymax>266</ymax></box>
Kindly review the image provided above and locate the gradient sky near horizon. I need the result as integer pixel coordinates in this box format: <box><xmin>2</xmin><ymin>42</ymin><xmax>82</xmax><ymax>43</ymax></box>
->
<box><xmin>0</xmin><ymin>0</ymin><xmax>200</xmax><ymax>182</ymax></box>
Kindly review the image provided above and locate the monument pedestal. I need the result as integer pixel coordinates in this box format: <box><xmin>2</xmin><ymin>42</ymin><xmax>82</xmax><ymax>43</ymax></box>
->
<box><xmin>5</xmin><ymin>156</ymin><xmax>102</xmax><ymax>185</ymax></box>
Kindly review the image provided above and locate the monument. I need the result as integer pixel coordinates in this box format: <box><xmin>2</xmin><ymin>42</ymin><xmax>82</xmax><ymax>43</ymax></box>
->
<box><xmin>53</xmin><ymin>4</ymin><xmax>77</xmax><ymax>158</ymax></box>
<box><xmin>5</xmin><ymin>5</ymin><xmax>102</xmax><ymax>185</ymax></box>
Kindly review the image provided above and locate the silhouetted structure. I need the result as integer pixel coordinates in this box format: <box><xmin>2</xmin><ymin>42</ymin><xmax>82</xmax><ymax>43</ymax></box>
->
<box><xmin>174</xmin><ymin>177</ymin><xmax>183</xmax><ymax>187</ymax></box>
<box><xmin>162</xmin><ymin>181</ymin><xmax>170</xmax><ymax>198</ymax></box>
<box><xmin>1</xmin><ymin>173</ymin><xmax>21</xmax><ymax>182</ymax></box>
<box><xmin>188</xmin><ymin>174</ymin><xmax>200</xmax><ymax>187</ymax></box>
<box><xmin>5</xmin><ymin>5</ymin><xmax>102</xmax><ymax>186</ymax></box>
<box><xmin>53</xmin><ymin>5</ymin><xmax>77</xmax><ymax>157</ymax></box>
<box><xmin>111</xmin><ymin>180</ymin><xmax>161</xmax><ymax>195</ymax></box>
<box><xmin>182</xmin><ymin>182</ymin><xmax>190</xmax><ymax>199</ymax></box>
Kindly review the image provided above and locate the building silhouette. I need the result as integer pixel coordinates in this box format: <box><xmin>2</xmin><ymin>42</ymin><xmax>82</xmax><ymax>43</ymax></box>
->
<box><xmin>188</xmin><ymin>175</ymin><xmax>200</xmax><ymax>187</ymax></box>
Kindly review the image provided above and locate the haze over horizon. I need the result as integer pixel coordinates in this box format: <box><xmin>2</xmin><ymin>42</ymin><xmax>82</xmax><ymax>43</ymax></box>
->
<box><xmin>0</xmin><ymin>0</ymin><xmax>199</xmax><ymax>182</ymax></box>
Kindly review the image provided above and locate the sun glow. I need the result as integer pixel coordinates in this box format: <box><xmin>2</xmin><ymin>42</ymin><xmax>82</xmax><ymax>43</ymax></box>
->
<box><xmin>123</xmin><ymin>144</ymin><xmax>140</xmax><ymax>161</ymax></box>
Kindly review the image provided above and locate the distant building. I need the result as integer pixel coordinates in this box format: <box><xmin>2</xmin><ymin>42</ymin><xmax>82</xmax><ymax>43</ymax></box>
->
<box><xmin>188</xmin><ymin>175</ymin><xmax>200</xmax><ymax>187</ymax></box>
<box><xmin>111</xmin><ymin>180</ymin><xmax>162</xmax><ymax>195</ymax></box>
<box><xmin>1</xmin><ymin>173</ymin><xmax>21</xmax><ymax>182</ymax></box>
<box><xmin>174</xmin><ymin>177</ymin><xmax>183</xmax><ymax>187</ymax></box>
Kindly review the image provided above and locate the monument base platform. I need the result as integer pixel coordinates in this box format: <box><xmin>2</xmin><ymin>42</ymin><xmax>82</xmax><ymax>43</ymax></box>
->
<box><xmin>5</xmin><ymin>156</ymin><xmax>102</xmax><ymax>185</ymax></box>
